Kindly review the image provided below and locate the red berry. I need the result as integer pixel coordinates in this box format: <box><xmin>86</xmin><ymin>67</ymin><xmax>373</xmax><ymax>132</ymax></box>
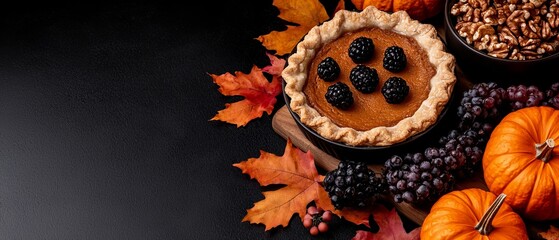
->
<box><xmin>322</xmin><ymin>211</ymin><xmax>333</xmax><ymax>222</ymax></box>
<box><xmin>303</xmin><ymin>218</ymin><xmax>313</xmax><ymax>229</ymax></box>
<box><xmin>307</xmin><ymin>206</ymin><xmax>319</xmax><ymax>215</ymax></box>
<box><xmin>310</xmin><ymin>226</ymin><xmax>319</xmax><ymax>236</ymax></box>
<box><xmin>318</xmin><ymin>222</ymin><xmax>329</xmax><ymax>233</ymax></box>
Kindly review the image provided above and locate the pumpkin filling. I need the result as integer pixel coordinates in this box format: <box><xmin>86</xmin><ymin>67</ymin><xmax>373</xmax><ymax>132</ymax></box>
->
<box><xmin>304</xmin><ymin>27</ymin><xmax>435</xmax><ymax>131</ymax></box>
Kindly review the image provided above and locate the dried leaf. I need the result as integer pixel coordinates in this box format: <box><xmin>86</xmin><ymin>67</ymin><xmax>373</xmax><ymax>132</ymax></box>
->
<box><xmin>333</xmin><ymin>205</ymin><xmax>373</xmax><ymax>228</ymax></box>
<box><xmin>209</xmin><ymin>62</ymin><xmax>282</xmax><ymax>127</ymax></box>
<box><xmin>233</xmin><ymin>139</ymin><xmax>332</xmax><ymax>231</ymax></box>
<box><xmin>335</xmin><ymin>0</ymin><xmax>346</xmax><ymax>13</ymax></box>
<box><xmin>352</xmin><ymin>205</ymin><xmax>420</xmax><ymax>240</ymax></box>
<box><xmin>540</xmin><ymin>225</ymin><xmax>559</xmax><ymax>240</ymax></box>
<box><xmin>256</xmin><ymin>0</ymin><xmax>333</xmax><ymax>56</ymax></box>
<box><xmin>261</xmin><ymin>53</ymin><xmax>286</xmax><ymax>76</ymax></box>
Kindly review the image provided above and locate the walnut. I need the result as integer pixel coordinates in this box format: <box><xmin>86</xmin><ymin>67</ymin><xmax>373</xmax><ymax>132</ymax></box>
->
<box><xmin>509</xmin><ymin>48</ymin><xmax>526</xmax><ymax>59</ymax></box>
<box><xmin>507</xmin><ymin>10</ymin><xmax>530</xmax><ymax>35</ymax></box>
<box><xmin>547</xmin><ymin>4</ymin><xmax>559</xmax><ymax>28</ymax></box>
<box><xmin>508</xmin><ymin>3</ymin><xmax>517</xmax><ymax>12</ymax></box>
<box><xmin>456</xmin><ymin>22</ymin><xmax>480</xmax><ymax>43</ymax></box>
<box><xmin>521</xmin><ymin>49</ymin><xmax>541</xmax><ymax>59</ymax></box>
<box><xmin>475</xmin><ymin>34</ymin><xmax>499</xmax><ymax>50</ymax></box>
<box><xmin>475</xmin><ymin>8</ymin><xmax>484</xmax><ymax>22</ymax></box>
<box><xmin>473</xmin><ymin>23</ymin><xmax>496</xmax><ymax>41</ymax></box>
<box><xmin>451</xmin><ymin>1</ymin><xmax>466</xmax><ymax>15</ymax></box>
<box><xmin>482</xmin><ymin>7</ymin><xmax>500</xmax><ymax>24</ymax></box>
<box><xmin>521</xmin><ymin>21</ymin><xmax>541</xmax><ymax>38</ymax></box>
<box><xmin>496</xmin><ymin>4</ymin><xmax>513</xmax><ymax>23</ymax></box>
<box><xmin>499</xmin><ymin>26</ymin><xmax>520</xmax><ymax>46</ymax></box>
<box><xmin>468</xmin><ymin>0</ymin><xmax>490</xmax><ymax>10</ymax></box>
<box><xmin>519</xmin><ymin>36</ymin><xmax>542</xmax><ymax>49</ymax></box>
<box><xmin>522</xmin><ymin>2</ymin><xmax>543</xmax><ymax>16</ymax></box>
<box><xmin>529</xmin><ymin>0</ymin><xmax>546</xmax><ymax>8</ymax></box>
<box><xmin>541</xmin><ymin>21</ymin><xmax>553</xmax><ymax>39</ymax></box>
<box><xmin>537</xmin><ymin>41</ymin><xmax>556</xmax><ymax>53</ymax></box>
<box><xmin>488</xmin><ymin>42</ymin><xmax>510</xmax><ymax>58</ymax></box>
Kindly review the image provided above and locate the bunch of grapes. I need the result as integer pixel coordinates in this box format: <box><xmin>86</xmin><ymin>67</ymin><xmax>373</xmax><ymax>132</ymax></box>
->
<box><xmin>384</xmin><ymin>151</ymin><xmax>455</xmax><ymax>205</ymax></box>
<box><xmin>503</xmin><ymin>84</ymin><xmax>544</xmax><ymax>111</ymax></box>
<box><xmin>456</xmin><ymin>82</ymin><xmax>505</xmax><ymax>131</ymax></box>
<box><xmin>436</xmin><ymin>129</ymin><xmax>485</xmax><ymax>179</ymax></box>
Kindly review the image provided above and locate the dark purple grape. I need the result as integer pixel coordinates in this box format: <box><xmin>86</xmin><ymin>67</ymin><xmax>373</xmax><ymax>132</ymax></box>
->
<box><xmin>402</xmin><ymin>191</ymin><xmax>415</xmax><ymax>203</ymax></box>
<box><xmin>504</xmin><ymin>84</ymin><xmax>544</xmax><ymax>111</ymax></box>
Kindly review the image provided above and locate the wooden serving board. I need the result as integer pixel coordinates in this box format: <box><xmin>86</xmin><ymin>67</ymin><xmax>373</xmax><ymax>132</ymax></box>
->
<box><xmin>272</xmin><ymin>105</ymin><xmax>488</xmax><ymax>225</ymax></box>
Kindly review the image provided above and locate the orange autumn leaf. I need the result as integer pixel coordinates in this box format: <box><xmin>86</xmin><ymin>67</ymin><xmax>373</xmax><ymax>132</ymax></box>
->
<box><xmin>208</xmin><ymin>59</ymin><xmax>282</xmax><ymax>127</ymax></box>
<box><xmin>233</xmin><ymin>139</ymin><xmax>332</xmax><ymax>231</ymax></box>
<box><xmin>335</xmin><ymin>0</ymin><xmax>346</xmax><ymax>12</ymax></box>
<box><xmin>540</xmin><ymin>225</ymin><xmax>559</xmax><ymax>240</ymax></box>
<box><xmin>352</xmin><ymin>205</ymin><xmax>420</xmax><ymax>240</ymax></box>
<box><xmin>257</xmin><ymin>0</ymin><xmax>344</xmax><ymax>56</ymax></box>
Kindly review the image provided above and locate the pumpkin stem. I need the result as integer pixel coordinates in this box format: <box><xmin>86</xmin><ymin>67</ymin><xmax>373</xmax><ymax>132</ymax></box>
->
<box><xmin>535</xmin><ymin>139</ymin><xmax>555</xmax><ymax>163</ymax></box>
<box><xmin>474</xmin><ymin>193</ymin><xmax>506</xmax><ymax>235</ymax></box>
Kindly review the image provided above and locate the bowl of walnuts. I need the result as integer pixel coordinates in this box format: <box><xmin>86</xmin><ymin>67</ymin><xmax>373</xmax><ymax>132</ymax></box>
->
<box><xmin>444</xmin><ymin>0</ymin><xmax>559</xmax><ymax>85</ymax></box>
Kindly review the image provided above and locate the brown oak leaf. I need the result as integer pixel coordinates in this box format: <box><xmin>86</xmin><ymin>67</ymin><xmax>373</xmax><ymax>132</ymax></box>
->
<box><xmin>256</xmin><ymin>0</ymin><xmax>344</xmax><ymax>56</ymax></box>
<box><xmin>208</xmin><ymin>57</ymin><xmax>282</xmax><ymax>127</ymax></box>
<box><xmin>233</xmin><ymin>139</ymin><xmax>332</xmax><ymax>231</ymax></box>
<box><xmin>352</xmin><ymin>205</ymin><xmax>420</xmax><ymax>240</ymax></box>
<box><xmin>540</xmin><ymin>225</ymin><xmax>559</xmax><ymax>240</ymax></box>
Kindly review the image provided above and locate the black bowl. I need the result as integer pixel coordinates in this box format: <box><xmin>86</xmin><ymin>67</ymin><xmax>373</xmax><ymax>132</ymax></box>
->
<box><xmin>282</xmin><ymin>80</ymin><xmax>457</xmax><ymax>163</ymax></box>
<box><xmin>443</xmin><ymin>0</ymin><xmax>559</xmax><ymax>86</ymax></box>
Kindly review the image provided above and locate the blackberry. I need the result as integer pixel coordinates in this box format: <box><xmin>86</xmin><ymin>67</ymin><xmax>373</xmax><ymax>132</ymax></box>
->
<box><xmin>317</xmin><ymin>57</ymin><xmax>341</xmax><ymax>82</ymax></box>
<box><xmin>325</xmin><ymin>82</ymin><xmax>354</xmax><ymax>110</ymax></box>
<box><xmin>323</xmin><ymin>160</ymin><xmax>386</xmax><ymax>209</ymax></box>
<box><xmin>383</xmin><ymin>152</ymin><xmax>455</xmax><ymax>205</ymax></box>
<box><xmin>456</xmin><ymin>82</ymin><xmax>505</xmax><ymax>131</ymax></box>
<box><xmin>349</xmin><ymin>65</ymin><xmax>379</xmax><ymax>93</ymax></box>
<box><xmin>348</xmin><ymin>37</ymin><xmax>374</xmax><ymax>63</ymax></box>
<box><xmin>383</xmin><ymin>46</ymin><xmax>407</xmax><ymax>72</ymax></box>
<box><xmin>381</xmin><ymin>77</ymin><xmax>409</xmax><ymax>104</ymax></box>
<box><xmin>503</xmin><ymin>84</ymin><xmax>544</xmax><ymax>111</ymax></box>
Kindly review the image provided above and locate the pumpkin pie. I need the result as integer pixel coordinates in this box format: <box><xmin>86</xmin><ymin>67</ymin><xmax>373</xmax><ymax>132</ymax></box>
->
<box><xmin>282</xmin><ymin>6</ymin><xmax>456</xmax><ymax>147</ymax></box>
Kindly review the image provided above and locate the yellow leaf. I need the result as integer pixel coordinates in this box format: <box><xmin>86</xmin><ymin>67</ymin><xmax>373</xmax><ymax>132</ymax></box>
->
<box><xmin>256</xmin><ymin>0</ymin><xmax>331</xmax><ymax>56</ymax></box>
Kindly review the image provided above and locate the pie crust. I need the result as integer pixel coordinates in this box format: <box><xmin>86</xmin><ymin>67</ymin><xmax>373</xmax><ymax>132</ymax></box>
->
<box><xmin>282</xmin><ymin>6</ymin><xmax>457</xmax><ymax>147</ymax></box>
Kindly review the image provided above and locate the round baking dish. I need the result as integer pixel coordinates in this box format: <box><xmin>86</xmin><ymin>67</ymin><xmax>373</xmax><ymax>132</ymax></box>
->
<box><xmin>282</xmin><ymin>80</ymin><xmax>456</xmax><ymax>163</ymax></box>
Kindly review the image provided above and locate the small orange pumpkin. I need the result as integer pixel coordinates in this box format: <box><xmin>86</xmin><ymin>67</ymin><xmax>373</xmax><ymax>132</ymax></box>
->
<box><xmin>483</xmin><ymin>106</ymin><xmax>559</xmax><ymax>221</ymax></box>
<box><xmin>351</xmin><ymin>0</ymin><xmax>444</xmax><ymax>21</ymax></box>
<box><xmin>420</xmin><ymin>188</ymin><xmax>528</xmax><ymax>240</ymax></box>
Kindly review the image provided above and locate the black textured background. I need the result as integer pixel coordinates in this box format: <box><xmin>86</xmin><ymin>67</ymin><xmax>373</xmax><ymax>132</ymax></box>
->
<box><xmin>0</xmin><ymin>1</ymin><xmax>420</xmax><ymax>239</ymax></box>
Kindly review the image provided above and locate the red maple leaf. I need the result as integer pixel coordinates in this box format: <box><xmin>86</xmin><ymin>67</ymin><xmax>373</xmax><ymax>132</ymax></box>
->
<box><xmin>209</xmin><ymin>54</ymin><xmax>283</xmax><ymax>127</ymax></box>
<box><xmin>352</xmin><ymin>205</ymin><xmax>420</xmax><ymax>240</ymax></box>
